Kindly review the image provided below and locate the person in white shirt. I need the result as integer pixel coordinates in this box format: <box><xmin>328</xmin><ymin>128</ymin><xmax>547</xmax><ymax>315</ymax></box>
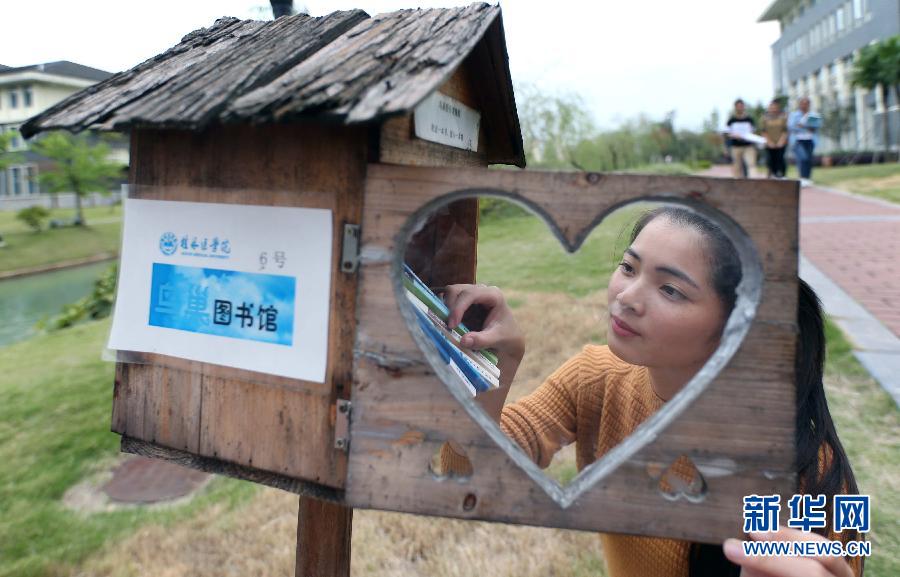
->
<box><xmin>726</xmin><ymin>99</ymin><xmax>758</xmax><ymax>179</ymax></box>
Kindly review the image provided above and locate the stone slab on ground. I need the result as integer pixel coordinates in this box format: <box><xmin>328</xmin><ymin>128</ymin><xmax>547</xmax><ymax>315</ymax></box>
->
<box><xmin>102</xmin><ymin>455</ymin><xmax>211</xmax><ymax>504</ymax></box>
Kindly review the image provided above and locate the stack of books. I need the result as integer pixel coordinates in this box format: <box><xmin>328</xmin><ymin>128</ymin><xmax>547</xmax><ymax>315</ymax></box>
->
<box><xmin>403</xmin><ymin>264</ymin><xmax>500</xmax><ymax>396</ymax></box>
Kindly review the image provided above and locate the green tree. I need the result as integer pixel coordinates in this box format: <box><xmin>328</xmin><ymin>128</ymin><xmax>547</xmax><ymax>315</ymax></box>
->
<box><xmin>0</xmin><ymin>129</ymin><xmax>22</xmax><ymax>171</ymax></box>
<box><xmin>820</xmin><ymin>98</ymin><xmax>856</xmax><ymax>151</ymax></box>
<box><xmin>851</xmin><ymin>35</ymin><xmax>900</xmax><ymax>160</ymax></box>
<box><xmin>517</xmin><ymin>83</ymin><xmax>597</xmax><ymax>169</ymax></box>
<box><xmin>30</xmin><ymin>132</ymin><xmax>124</xmax><ymax>226</ymax></box>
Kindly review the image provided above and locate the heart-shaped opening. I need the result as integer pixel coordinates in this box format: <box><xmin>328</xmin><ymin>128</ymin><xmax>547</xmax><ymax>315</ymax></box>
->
<box><xmin>396</xmin><ymin>193</ymin><xmax>761</xmax><ymax>508</ymax></box>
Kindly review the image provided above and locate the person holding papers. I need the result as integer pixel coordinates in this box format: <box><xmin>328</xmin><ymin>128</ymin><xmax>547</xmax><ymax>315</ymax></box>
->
<box><xmin>725</xmin><ymin>99</ymin><xmax>759</xmax><ymax>179</ymax></box>
<box><xmin>788</xmin><ymin>96</ymin><xmax>821</xmax><ymax>185</ymax></box>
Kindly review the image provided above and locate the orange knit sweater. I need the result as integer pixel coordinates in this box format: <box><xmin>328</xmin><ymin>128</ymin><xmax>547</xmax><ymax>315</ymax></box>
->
<box><xmin>499</xmin><ymin>344</ymin><xmax>863</xmax><ymax>577</ymax></box>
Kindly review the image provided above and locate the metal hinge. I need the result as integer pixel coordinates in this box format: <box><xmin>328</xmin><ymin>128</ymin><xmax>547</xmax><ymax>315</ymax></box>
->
<box><xmin>334</xmin><ymin>399</ymin><xmax>352</xmax><ymax>452</ymax></box>
<box><xmin>340</xmin><ymin>224</ymin><xmax>360</xmax><ymax>273</ymax></box>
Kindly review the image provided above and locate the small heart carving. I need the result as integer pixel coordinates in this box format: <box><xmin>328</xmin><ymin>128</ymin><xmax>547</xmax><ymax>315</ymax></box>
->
<box><xmin>648</xmin><ymin>456</ymin><xmax>708</xmax><ymax>503</ymax></box>
<box><xmin>397</xmin><ymin>193</ymin><xmax>762</xmax><ymax>509</ymax></box>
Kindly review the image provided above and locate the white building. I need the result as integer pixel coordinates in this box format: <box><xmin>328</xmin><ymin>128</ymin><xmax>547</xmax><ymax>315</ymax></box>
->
<box><xmin>0</xmin><ymin>61</ymin><xmax>125</xmax><ymax>209</ymax></box>
<box><xmin>760</xmin><ymin>0</ymin><xmax>900</xmax><ymax>153</ymax></box>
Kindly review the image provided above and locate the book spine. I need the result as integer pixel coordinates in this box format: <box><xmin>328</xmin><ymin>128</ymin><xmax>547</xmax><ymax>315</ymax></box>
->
<box><xmin>405</xmin><ymin>291</ymin><xmax>500</xmax><ymax>382</ymax></box>
<box><xmin>402</xmin><ymin>265</ymin><xmax>500</xmax><ymax>365</ymax></box>
<box><xmin>415</xmin><ymin>315</ymin><xmax>477</xmax><ymax>396</ymax></box>
<box><xmin>412</xmin><ymin>306</ymin><xmax>494</xmax><ymax>392</ymax></box>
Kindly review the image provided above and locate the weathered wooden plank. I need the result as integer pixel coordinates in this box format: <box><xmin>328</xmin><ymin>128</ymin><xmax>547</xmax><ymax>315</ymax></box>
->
<box><xmin>121</xmin><ymin>436</ymin><xmax>343</xmax><ymax>502</ymax></box>
<box><xmin>347</xmin><ymin>164</ymin><xmax>799</xmax><ymax>543</ymax></box>
<box><xmin>379</xmin><ymin>60</ymin><xmax>488</xmax><ymax>168</ymax></box>
<box><xmin>113</xmin><ymin>122</ymin><xmax>367</xmax><ymax>488</ymax></box>
<box><xmin>296</xmin><ymin>498</ymin><xmax>352</xmax><ymax>577</ymax></box>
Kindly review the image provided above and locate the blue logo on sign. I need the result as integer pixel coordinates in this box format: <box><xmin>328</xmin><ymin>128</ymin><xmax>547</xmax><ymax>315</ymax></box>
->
<box><xmin>159</xmin><ymin>232</ymin><xmax>178</xmax><ymax>256</ymax></box>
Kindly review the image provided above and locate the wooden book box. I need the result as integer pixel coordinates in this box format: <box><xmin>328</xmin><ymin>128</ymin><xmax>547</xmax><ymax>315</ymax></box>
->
<box><xmin>22</xmin><ymin>5</ymin><xmax>800</xmax><ymax>574</ymax></box>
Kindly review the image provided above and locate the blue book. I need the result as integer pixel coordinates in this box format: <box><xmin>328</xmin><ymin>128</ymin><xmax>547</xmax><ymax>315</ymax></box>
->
<box><xmin>414</xmin><ymin>313</ymin><xmax>478</xmax><ymax>396</ymax></box>
<box><xmin>413</xmin><ymin>306</ymin><xmax>493</xmax><ymax>393</ymax></box>
<box><xmin>403</xmin><ymin>263</ymin><xmax>500</xmax><ymax>366</ymax></box>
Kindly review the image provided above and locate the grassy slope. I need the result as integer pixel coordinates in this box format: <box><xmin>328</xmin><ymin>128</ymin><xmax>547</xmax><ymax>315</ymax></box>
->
<box><xmin>791</xmin><ymin>162</ymin><xmax>900</xmax><ymax>204</ymax></box>
<box><xmin>0</xmin><ymin>319</ymin><xmax>256</xmax><ymax>577</ymax></box>
<box><xmin>0</xmin><ymin>206</ymin><xmax>122</xmax><ymax>273</ymax></box>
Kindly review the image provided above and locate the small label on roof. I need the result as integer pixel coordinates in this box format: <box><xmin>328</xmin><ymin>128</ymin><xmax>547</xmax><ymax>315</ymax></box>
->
<box><xmin>414</xmin><ymin>92</ymin><xmax>480</xmax><ymax>152</ymax></box>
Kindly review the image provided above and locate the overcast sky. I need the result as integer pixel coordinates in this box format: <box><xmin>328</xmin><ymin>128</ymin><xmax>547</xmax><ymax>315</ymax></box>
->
<box><xmin>0</xmin><ymin>0</ymin><xmax>781</xmax><ymax>130</ymax></box>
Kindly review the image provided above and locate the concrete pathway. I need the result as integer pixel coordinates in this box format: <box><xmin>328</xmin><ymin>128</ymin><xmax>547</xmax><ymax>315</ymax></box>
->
<box><xmin>703</xmin><ymin>165</ymin><xmax>900</xmax><ymax>406</ymax></box>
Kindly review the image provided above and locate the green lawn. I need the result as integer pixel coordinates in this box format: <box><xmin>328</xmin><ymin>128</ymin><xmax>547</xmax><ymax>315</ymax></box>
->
<box><xmin>476</xmin><ymin>205</ymin><xmax>645</xmax><ymax>295</ymax></box>
<box><xmin>0</xmin><ymin>205</ymin><xmax>121</xmax><ymax>235</ymax></box>
<box><xmin>792</xmin><ymin>162</ymin><xmax>900</xmax><ymax>204</ymax></box>
<box><xmin>1</xmin><ymin>200</ymin><xmax>895</xmax><ymax>576</ymax></box>
<box><xmin>0</xmin><ymin>205</ymin><xmax>123</xmax><ymax>274</ymax></box>
<box><xmin>0</xmin><ymin>319</ymin><xmax>257</xmax><ymax>577</ymax></box>
<box><xmin>0</xmin><ymin>222</ymin><xmax>121</xmax><ymax>274</ymax></box>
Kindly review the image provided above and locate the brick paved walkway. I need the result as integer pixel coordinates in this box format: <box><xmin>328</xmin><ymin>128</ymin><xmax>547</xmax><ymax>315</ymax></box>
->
<box><xmin>700</xmin><ymin>165</ymin><xmax>900</xmax><ymax>404</ymax></box>
<box><xmin>799</xmin><ymin>187</ymin><xmax>900</xmax><ymax>338</ymax></box>
<box><xmin>704</xmin><ymin>165</ymin><xmax>900</xmax><ymax>339</ymax></box>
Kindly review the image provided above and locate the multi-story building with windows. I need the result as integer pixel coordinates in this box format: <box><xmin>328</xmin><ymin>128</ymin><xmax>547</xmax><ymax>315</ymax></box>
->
<box><xmin>0</xmin><ymin>61</ymin><xmax>125</xmax><ymax>209</ymax></box>
<box><xmin>760</xmin><ymin>0</ymin><xmax>899</xmax><ymax>153</ymax></box>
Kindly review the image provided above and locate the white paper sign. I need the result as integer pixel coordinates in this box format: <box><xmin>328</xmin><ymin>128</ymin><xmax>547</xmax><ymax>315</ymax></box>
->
<box><xmin>414</xmin><ymin>91</ymin><xmax>481</xmax><ymax>152</ymax></box>
<box><xmin>108</xmin><ymin>198</ymin><xmax>333</xmax><ymax>382</ymax></box>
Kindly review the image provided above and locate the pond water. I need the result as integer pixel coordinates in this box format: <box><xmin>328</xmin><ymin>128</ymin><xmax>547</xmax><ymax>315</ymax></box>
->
<box><xmin>0</xmin><ymin>260</ymin><xmax>114</xmax><ymax>347</ymax></box>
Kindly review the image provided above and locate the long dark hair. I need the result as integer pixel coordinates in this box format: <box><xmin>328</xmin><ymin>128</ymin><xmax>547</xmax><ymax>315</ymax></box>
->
<box><xmin>631</xmin><ymin>207</ymin><xmax>861</xmax><ymax>577</ymax></box>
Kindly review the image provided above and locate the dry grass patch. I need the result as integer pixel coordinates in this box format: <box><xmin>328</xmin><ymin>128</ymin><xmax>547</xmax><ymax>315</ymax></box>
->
<box><xmin>75</xmin><ymin>291</ymin><xmax>610</xmax><ymax>577</ymax></box>
<box><xmin>78</xmin><ymin>489</ymin><xmax>607</xmax><ymax>577</ymax></box>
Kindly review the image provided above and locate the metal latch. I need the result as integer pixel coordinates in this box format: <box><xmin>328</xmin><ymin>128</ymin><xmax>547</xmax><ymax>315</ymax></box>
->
<box><xmin>334</xmin><ymin>399</ymin><xmax>351</xmax><ymax>452</ymax></box>
<box><xmin>341</xmin><ymin>224</ymin><xmax>360</xmax><ymax>273</ymax></box>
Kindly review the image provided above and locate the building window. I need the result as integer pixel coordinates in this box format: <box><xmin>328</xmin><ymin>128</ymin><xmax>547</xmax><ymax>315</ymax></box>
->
<box><xmin>22</xmin><ymin>86</ymin><xmax>32</xmax><ymax>108</ymax></box>
<box><xmin>26</xmin><ymin>166</ymin><xmax>38</xmax><ymax>195</ymax></box>
<box><xmin>8</xmin><ymin>89</ymin><xmax>17</xmax><ymax>109</ymax></box>
<box><xmin>853</xmin><ymin>0</ymin><xmax>863</xmax><ymax>19</ymax></box>
<box><xmin>10</xmin><ymin>167</ymin><xmax>21</xmax><ymax>196</ymax></box>
<box><xmin>0</xmin><ymin>170</ymin><xmax>6</xmax><ymax>196</ymax></box>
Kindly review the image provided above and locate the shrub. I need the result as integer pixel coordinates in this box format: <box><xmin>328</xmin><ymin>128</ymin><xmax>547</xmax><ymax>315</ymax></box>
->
<box><xmin>16</xmin><ymin>206</ymin><xmax>50</xmax><ymax>232</ymax></box>
<box><xmin>44</xmin><ymin>264</ymin><xmax>118</xmax><ymax>330</ymax></box>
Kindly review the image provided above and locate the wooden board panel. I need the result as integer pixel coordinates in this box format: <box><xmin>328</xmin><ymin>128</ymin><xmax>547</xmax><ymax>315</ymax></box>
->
<box><xmin>379</xmin><ymin>60</ymin><xmax>489</xmax><ymax>168</ymax></box>
<box><xmin>112</xmin><ymin>122</ymin><xmax>366</xmax><ymax>488</ymax></box>
<box><xmin>347</xmin><ymin>164</ymin><xmax>799</xmax><ymax>542</ymax></box>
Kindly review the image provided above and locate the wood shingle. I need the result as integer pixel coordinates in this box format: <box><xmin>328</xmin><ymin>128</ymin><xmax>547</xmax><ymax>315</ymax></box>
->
<box><xmin>21</xmin><ymin>3</ymin><xmax>523</xmax><ymax>166</ymax></box>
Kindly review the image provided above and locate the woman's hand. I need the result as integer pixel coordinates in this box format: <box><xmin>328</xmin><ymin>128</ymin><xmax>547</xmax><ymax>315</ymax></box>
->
<box><xmin>723</xmin><ymin>526</ymin><xmax>855</xmax><ymax>577</ymax></box>
<box><xmin>442</xmin><ymin>284</ymin><xmax>525</xmax><ymax>362</ymax></box>
<box><xmin>441</xmin><ymin>284</ymin><xmax>525</xmax><ymax>420</ymax></box>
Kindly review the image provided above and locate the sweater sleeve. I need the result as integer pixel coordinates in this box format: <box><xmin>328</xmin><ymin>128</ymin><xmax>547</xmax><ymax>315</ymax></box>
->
<box><xmin>499</xmin><ymin>348</ymin><xmax>591</xmax><ymax>469</ymax></box>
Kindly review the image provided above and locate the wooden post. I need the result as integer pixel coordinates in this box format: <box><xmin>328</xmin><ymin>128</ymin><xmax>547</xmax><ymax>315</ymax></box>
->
<box><xmin>297</xmin><ymin>497</ymin><xmax>353</xmax><ymax>577</ymax></box>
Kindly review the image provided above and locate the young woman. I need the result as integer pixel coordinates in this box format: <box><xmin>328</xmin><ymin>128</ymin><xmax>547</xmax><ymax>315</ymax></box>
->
<box><xmin>763</xmin><ymin>99</ymin><xmax>788</xmax><ymax>178</ymax></box>
<box><xmin>441</xmin><ymin>206</ymin><xmax>863</xmax><ymax>577</ymax></box>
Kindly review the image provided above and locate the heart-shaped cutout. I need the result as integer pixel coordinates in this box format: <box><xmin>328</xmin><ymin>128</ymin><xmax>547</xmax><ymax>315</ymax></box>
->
<box><xmin>396</xmin><ymin>194</ymin><xmax>761</xmax><ymax>509</ymax></box>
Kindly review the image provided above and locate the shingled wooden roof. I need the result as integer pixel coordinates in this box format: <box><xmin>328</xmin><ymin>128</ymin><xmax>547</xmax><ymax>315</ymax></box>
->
<box><xmin>21</xmin><ymin>3</ymin><xmax>524</xmax><ymax>166</ymax></box>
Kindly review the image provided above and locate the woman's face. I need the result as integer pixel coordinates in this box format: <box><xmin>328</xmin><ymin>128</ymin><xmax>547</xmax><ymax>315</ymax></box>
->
<box><xmin>606</xmin><ymin>217</ymin><xmax>727</xmax><ymax>374</ymax></box>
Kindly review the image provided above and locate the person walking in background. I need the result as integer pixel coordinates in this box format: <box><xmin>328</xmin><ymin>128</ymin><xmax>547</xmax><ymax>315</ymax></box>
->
<box><xmin>726</xmin><ymin>99</ymin><xmax>758</xmax><ymax>178</ymax></box>
<box><xmin>788</xmin><ymin>97</ymin><xmax>821</xmax><ymax>185</ymax></box>
<box><xmin>762</xmin><ymin>99</ymin><xmax>788</xmax><ymax>178</ymax></box>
